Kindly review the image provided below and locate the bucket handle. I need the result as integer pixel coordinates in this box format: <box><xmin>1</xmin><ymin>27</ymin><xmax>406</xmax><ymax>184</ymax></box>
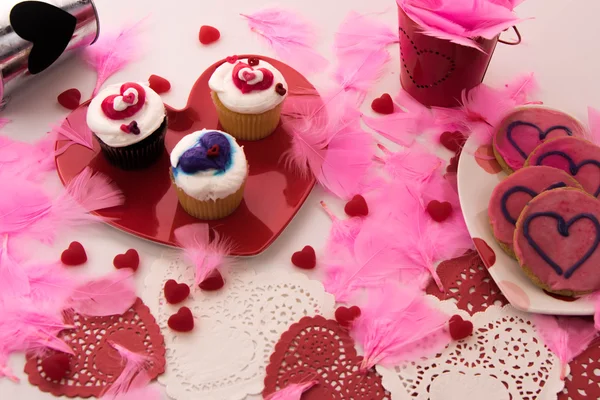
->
<box><xmin>498</xmin><ymin>26</ymin><xmax>521</xmax><ymax>45</ymax></box>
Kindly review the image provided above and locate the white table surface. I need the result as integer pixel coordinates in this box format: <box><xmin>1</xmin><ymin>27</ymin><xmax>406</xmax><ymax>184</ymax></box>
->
<box><xmin>1</xmin><ymin>0</ymin><xmax>599</xmax><ymax>398</ymax></box>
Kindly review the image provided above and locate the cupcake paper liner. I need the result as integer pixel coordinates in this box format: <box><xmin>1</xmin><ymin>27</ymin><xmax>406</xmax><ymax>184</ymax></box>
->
<box><xmin>95</xmin><ymin>118</ymin><xmax>167</xmax><ymax>170</ymax></box>
<box><xmin>170</xmin><ymin>169</ymin><xmax>247</xmax><ymax>220</ymax></box>
<box><xmin>211</xmin><ymin>92</ymin><xmax>283</xmax><ymax>141</ymax></box>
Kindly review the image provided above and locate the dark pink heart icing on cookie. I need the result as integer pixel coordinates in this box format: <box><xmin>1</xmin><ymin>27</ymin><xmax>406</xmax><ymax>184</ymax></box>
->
<box><xmin>232</xmin><ymin>62</ymin><xmax>274</xmax><ymax>94</ymax></box>
<box><xmin>101</xmin><ymin>82</ymin><xmax>146</xmax><ymax>120</ymax></box>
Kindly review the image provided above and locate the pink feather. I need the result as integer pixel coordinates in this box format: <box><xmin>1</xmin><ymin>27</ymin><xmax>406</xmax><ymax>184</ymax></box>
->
<box><xmin>0</xmin><ymin>134</ymin><xmax>57</xmax><ymax>180</ymax></box>
<box><xmin>241</xmin><ymin>7</ymin><xmax>328</xmax><ymax>75</ymax></box>
<box><xmin>534</xmin><ymin>315</ymin><xmax>598</xmax><ymax>380</ymax></box>
<box><xmin>53</xmin><ymin>119</ymin><xmax>94</xmax><ymax>152</ymax></box>
<box><xmin>318</xmin><ymin>126</ymin><xmax>374</xmax><ymax>199</ymax></box>
<box><xmin>101</xmin><ymin>342</ymin><xmax>154</xmax><ymax>399</ymax></box>
<box><xmin>375</xmin><ymin>143</ymin><xmax>442</xmax><ymax>183</ymax></box>
<box><xmin>588</xmin><ymin>106</ymin><xmax>600</xmax><ymax>145</ymax></box>
<box><xmin>351</xmin><ymin>283</ymin><xmax>451</xmax><ymax>370</ymax></box>
<box><xmin>0</xmin><ymin>235</ymin><xmax>30</xmax><ymax>297</ymax></box>
<box><xmin>25</xmin><ymin>261</ymin><xmax>77</xmax><ymax>305</ymax></box>
<box><xmin>333</xmin><ymin>49</ymin><xmax>390</xmax><ymax>100</ymax></box>
<box><xmin>174</xmin><ymin>223</ymin><xmax>232</xmax><ymax>287</ymax></box>
<box><xmin>68</xmin><ymin>269</ymin><xmax>137</xmax><ymax>316</ymax></box>
<box><xmin>265</xmin><ymin>381</ymin><xmax>318</xmax><ymax>400</ymax></box>
<box><xmin>320</xmin><ymin>201</ymin><xmax>364</xmax><ymax>256</ymax></box>
<box><xmin>84</xmin><ymin>19</ymin><xmax>146</xmax><ymax>96</ymax></box>
<box><xmin>334</xmin><ymin>11</ymin><xmax>398</xmax><ymax>59</ymax></box>
<box><xmin>0</xmin><ymin>119</ymin><xmax>10</xmax><ymax>129</ymax></box>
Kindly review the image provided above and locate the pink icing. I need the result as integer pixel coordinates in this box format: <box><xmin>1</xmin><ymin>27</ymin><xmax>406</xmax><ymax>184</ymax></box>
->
<box><xmin>489</xmin><ymin>166</ymin><xmax>581</xmax><ymax>247</ymax></box>
<box><xmin>493</xmin><ymin>107</ymin><xmax>586</xmax><ymax>171</ymax></box>
<box><xmin>514</xmin><ymin>189</ymin><xmax>600</xmax><ymax>292</ymax></box>
<box><xmin>232</xmin><ymin>62</ymin><xmax>274</xmax><ymax>94</ymax></box>
<box><xmin>101</xmin><ymin>83</ymin><xmax>146</xmax><ymax>120</ymax></box>
<box><xmin>528</xmin><ymin>136</ymin><xmax>600</xmax><ymax>198</ymax></box>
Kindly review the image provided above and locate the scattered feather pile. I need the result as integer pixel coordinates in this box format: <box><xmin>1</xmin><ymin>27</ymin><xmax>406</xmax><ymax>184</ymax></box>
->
<box><xmin>320</xmin><ymin>201</ymin><xmax>364</xmax><ymax>257</ymax></box>
<box><xmin>265</xmin><ymin>381</ymin><xmax>318</xmax><ymax>400</ymax></box>
<box><xmin>0</xmin><ymin>134</ymin><xmax>58</xmax><ymax>180</ymax></box>
<box><xmin>399</xmin><ymin>0</ymin><xmax>527</xmax><ymax>50</ymax></box>
<box><xmin>351</xmin><ymin>283</ymin><xmax>451</xmax><ymax>370</ymax></box>
<box><xmin>174</xmin><ymin>224</ymin><xmax>233</xmax><ymax>287</ymax></box>
<box><xmin>241</xmin><ymin>7</ymin><xmax>327</xmax><ymax>75</ymax></box>
<box><xmin>68</xmin><ymin>269</ymin><xmax>137</xmax><ymax>317</ymax></box>
<box><xmin>374</xmin><ymin>144</ymin><xmax>442</xmax><ymax>183</ymax></box>
<box><xmin>534</xmin><ymin>315</ymin><xmax>598</xmax><ymax>380</ymax></box>
<box><xmin>334</xmin><ymin>11</ymin><xmax>398</xmax><ymax>59</ymax></box>
<box><xmin>84</xmin><ymin>19</ymin><xmax>146</xmax><ymax>96</ymax></box>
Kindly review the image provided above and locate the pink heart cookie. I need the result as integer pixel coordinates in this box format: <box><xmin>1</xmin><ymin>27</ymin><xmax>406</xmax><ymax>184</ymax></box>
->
<box><xmin>493</xmin><ymin>107</ymin><xmax>586</xmax><ymax>173</ymax></box>
<box><xmin>488</xmin><ymin>166</ymin><xmax>582</xmax><ymax>256</ymax></box>
<box><xmin>514</xmin><ymin>188</ymin><xmax>600</xmax><ymax>295</ymax></box>
<box><xmin>527</xmin><ymin>136</ymin><xmax>600</xmax><ymax>198</ymax></box>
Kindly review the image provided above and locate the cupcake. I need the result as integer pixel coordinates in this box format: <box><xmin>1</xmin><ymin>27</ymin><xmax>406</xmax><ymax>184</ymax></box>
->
<box><xmin>492</xmin><ymin>106</ymin><xmax>586</xmax><ymax>174</ymax></box>
<box><xmin>170</xmin><ymin>129</ymin><xmax>248</xmax><ymax>219</ymax></box>
<box><xmin>87</xmin><ymin>82</ymin><xmax>167</xmax><ymax>169</ymax></box>
<box><xmin>208</xmin><ymin>56</ymin><xmax>287</xmax><ymax>140</ymax></box>
<box><xmin>514</xmin><ymin>188</ymin><xmax>600</xmax><ymax>296</ymax></box>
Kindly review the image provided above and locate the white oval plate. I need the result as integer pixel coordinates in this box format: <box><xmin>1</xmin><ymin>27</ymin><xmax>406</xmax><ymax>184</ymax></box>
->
<box><xmin>457</xmin><ymin>137</ymin><xmax>594</xmax><ymax>315</ymax></box>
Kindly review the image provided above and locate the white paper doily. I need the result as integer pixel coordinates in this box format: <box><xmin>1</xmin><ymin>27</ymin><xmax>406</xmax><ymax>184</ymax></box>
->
<box><xmin>378</xmin><ymin>299</ymin><xmax>565</xmax><ymax>400</ymax></box>
<box><xmin>143</xmin><ymin>255</ymin><xmax>336</xmax><ymax>400</ymax></box>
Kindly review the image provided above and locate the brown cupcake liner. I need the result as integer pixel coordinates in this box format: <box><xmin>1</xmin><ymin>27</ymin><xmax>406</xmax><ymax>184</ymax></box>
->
<box><xmin>170</xmin><ymin>169</ymin><xmax>247</xmax><ymax>220</ymax></box>
<box><xmin>211</xmin><ymin>92</ymin><xmax>283</xmax><ymax>141</ymax></box>
<box><xmin>95</xmin><ymin>118</ymin><xmax>167</xmax><ymax>170</ymax></box>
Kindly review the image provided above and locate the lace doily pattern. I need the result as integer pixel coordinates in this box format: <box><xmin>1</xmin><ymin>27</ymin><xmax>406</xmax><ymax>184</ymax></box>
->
<box><xmin>378</xmin><ymin>302</ymin><xmax>564</xmax><ymax>400</ymax></box>
<box><xmin>426</xmin><ymin>250</ymin><xmax>508</xmax><ymax>315</ymax></box>
<box><xmin>264</xmin><ymin>315</ymin><xmax>391</xmax><ymax>400</ymax></box>
<box><xmin>560</xmin><ymin>337</ymin><xmax>600</xmax><ymax>400</ymax></box>
<box><xmin>25</xmin><ymin>298</ymin><xmax>166</xmax><ymax>398</ymax></box>
<box><xmin>143</xmin><ymin>257</ymin><xmax>336</xmax><ymax>400</ymax></box>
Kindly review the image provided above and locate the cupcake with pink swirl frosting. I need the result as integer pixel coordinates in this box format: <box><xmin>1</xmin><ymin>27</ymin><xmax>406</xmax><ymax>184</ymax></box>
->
<box><xmin>87</xmin><ymin>82</ymin><xmax>167</xmax><ymax>169</ymax></box>
<box><xmin>209</xmin><ymin>56</ymin><xmax>287</xmax><ymax>140</ymax></box>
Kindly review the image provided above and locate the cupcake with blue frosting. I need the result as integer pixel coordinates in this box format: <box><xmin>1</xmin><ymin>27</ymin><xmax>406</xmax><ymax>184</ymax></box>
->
<box><xmin>170</xmin><ymin>129</ymin><xmax>248</xmax><ymax>219</ymax></box>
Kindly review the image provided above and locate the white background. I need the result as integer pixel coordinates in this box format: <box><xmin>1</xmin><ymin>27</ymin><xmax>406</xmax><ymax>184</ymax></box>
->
<box><xmin>1</xmin><ymin>0</ymin><xmax>599</xmax><ymax>398</ymax></box>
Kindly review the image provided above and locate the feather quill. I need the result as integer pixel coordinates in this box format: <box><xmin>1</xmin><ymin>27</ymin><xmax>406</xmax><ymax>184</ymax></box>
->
<box><xmin>352</xmin><ymin>283</ymin><xmax>451</xmax><ymax>370</ymax></box>
<box><xmin>265</xmin><ymin>381</ymin><xmax>318</xmax><ymax>400</ymax></box>
<box><xmin>174</xmin><ymin>224</ymin><xmax>232</xmax><ymax>287</ymax></box>
<box><xmin>334</xmin><ymin>11</ymin><xmax>398</xmax><ymax>59</ymax></box>
<box><xmin>320</xmin><ymin>201</ymin><xmax>364</xmax><ymax>256</ymax></box>
<box><xmin>84</xmin><ymin>19</ymin><xmax>146</xmax><ymax>96</ymax></box>
<box><xmin>241</xmin><ymin>7</ymin><xmax>327</xmax><ymax>74</ymax></box>
<box><xmin>534</xmin><ymin>315</ymin><xmax>598</xmax><ymax>380</ymax></box>
<box><xmin>53</xmin><ymin>119</ymin><xmax>94</xmax><ymax>152</ymax></box>
<box><xmin>333</xmin><ymin>49</ymin><xmax>390</xmax><ymax>101</ymax></box>
<box><xmin>68</xmin><ymin>269</ymin><xmax>137</xmax><ymax>316</ymax></box>
<box><xmin>101</xmin><ymin>342</ymin><xmax>154</xmax><ymax>399</ymax></box>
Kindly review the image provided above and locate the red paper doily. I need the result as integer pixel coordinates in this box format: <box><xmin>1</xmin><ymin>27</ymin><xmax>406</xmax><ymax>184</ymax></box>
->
<box><xmin>264</xmin><ymin>315</ymin><xmax>391</xmax><ymax>400</ymax></box>
<box><xmin>426</xmin><ymin>250</ymin><xmax>508</xmax><ymax>315</ymax></box>
<box><xmin>25</xmin><ymin>298</ymin><xmax>165</xmax><ymax>398</ymax></box>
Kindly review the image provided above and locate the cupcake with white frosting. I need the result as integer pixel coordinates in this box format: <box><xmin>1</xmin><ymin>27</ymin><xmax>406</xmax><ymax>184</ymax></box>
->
<box><xmin>170</xmin><ymin>129</ymin><xmax>248</xmax><ymax>219</ymax></box>
<box><xmin>87</xmin><ymin>82</ymin><xmax>167</xmax><ymax>169</ymax></box>
<box><xmin>208</xmin><ymin>56</ymin><xmax>287</xmax><ymax>140</ymax></box>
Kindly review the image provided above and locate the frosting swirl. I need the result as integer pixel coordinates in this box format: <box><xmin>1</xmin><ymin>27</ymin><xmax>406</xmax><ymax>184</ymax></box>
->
<box><xmin>170</xmin><ymin>130</ymin><xmax>248</xmax><ymax>201</ymax></box>
<box><xmin>86</xmin><ymin>82</ymin><xmax>165</xmax><ymax>148</ymax></box>
<box><xmin>208</xmin><ymin>57</ymin><xmax>287</xmax><ymax>114</ymax></box>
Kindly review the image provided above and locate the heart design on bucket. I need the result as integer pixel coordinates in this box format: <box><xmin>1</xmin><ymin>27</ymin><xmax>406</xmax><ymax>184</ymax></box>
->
<box><xmin>535</xmin><ymin>151</ymin><xmax>600</xmax><ymax>197</ymax></box>
<box><xmin>523</xmin><ymin>212</ymin><xmax>600</xmax><ymax>278</ymax></box>
<box><xmin>500</xmin><ymin>182</ymin><xmax>567</xmax><ymax>225</ymax></box>
<box><xmin>399</xmin><ymin>27</ymin><xmax>455</xmax><ymax>88</ymax></box>
<box><xmin>10</xmin><ymin>1</ymin><xmax>77</xmax><ymax>74</ymax></box>
<box><xmin>506</xmin><ymin>121</ymin><xmax>573</xmax><ymax>161</ymax></box>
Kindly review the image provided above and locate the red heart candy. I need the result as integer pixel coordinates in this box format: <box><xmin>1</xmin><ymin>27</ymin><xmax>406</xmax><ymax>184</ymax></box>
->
<box><xmin>57</xmin><ymin>88</ymin><xmax>81</xmax><ymax>110</ymax></box>
<box><xmin>449</xmin><ymin>314</ymin><xmax>473</xmax><ymax>340</ymax></box>
<box><xmin>439</xmin><ymin>131</ymin><xmax>467</xmax><ymax>153</ymax></box>
<box><xmin>148</xmin><ymin>74</ymin><xmax>171</xmax><ymax>94</ymax></box>
<box><xmin>446</xmin><ymin>154</ymin><xmax>460</xmax><ymax>173</ymax></box>
<box><xmin>41</xmin><ymin>353</ymin><xmax>71</xmax><ymax>381</ymax></box>
<box><xmin>199</xmin><ymin>270</ymin><xmax>225</xmax><ymax>291</ymax></box>
<box><xmin>164</xmin><ymin>279</ymin><xmax>190</xmax><ymax>304</ymax></box>
<box><xmin>370</xmin><ymin>93</ymin><xmax>394</xmax><ymax>115</ymax></box>
<box><xmin>168</xmin><ymin>307</ymin><xmax>194</xmax><ymax>332</ymax></box>
<box><xmin>291</xmin><ymin>246</ymin><xmax>316</xmax><ymax>270</ymax></box>
<box><xmin>426</xmin><ymin>200</ymin><xmax>453</xmax><ymax>222</ymax></box>
<box><xmin>344</xmin><ymin>195</ymin><xmax>369</xmax><ymax>217</ymax></box>
<box><xmin>199</xmin><ymin>25</ymin><xmax>220</xmax><ymax>45</ymax></box>
<box><xmin>113</xmin><ymin>249</ymin><xmax>140</xmax><ymax>272</ymax></box>
<box><xmin>335</xmin><ymin>306</ymin><xmax>361</xmax><ymax>328</ymax></box>
<box><xmin>61</xmin><ymin>241</ymin><xmax>87</xmax><ymax>266</ymax></box>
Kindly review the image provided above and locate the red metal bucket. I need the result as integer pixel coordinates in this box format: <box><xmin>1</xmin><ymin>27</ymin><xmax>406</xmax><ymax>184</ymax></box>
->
<box><xmin>397</xmin><ymin>7</ymin><xmax>520</xmax><ymax>107</ymax></box>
